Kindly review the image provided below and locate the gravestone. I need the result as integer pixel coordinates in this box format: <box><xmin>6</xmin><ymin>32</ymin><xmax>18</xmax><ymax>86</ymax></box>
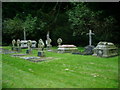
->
<box><xmin>82</xmin><ymin>30</ymin><xmax>95</xmax><ymax>55</ymax></box>
<box><xmin>20</xmin><ymin>40</ymin><xmax>28</xmax><ymax>48</ymax></box>
<box><xmin>57</xmin><ymin>38</ymin><xmax>62</xmax><ymax>47</ymax></box>
<box><xmin>38</xmin><ymin>39</ymin><xmax>45</xmax><ymax>57</ymax></box>
<box><xmin>93</xmin><ymin>42</ymin><xmax>118</xmax><ymax>57</ymax></box>
<box><xmin>20</xmin><ymin>40</ymin><xmax>37</xmax><ymax>48</ymax></box>
<box><xmin>16</xmin><ymin>39</ymin><xmax>21</xmax><ymax>52</ymax></box>
<box><xmin>31</xmin><ymin>41</ymin><xmax>37</xmax><ymax>48</ymax></box>
<box><xmin>26</xmin><ymin>40</ymin><xmax>32</xmax><ymax>54</ymax></box>
<box><xmin>58</xmin><ymin>45</ymin><xmax>79</xmax><ymax>53</ymax></box>
<box><xmin>12</xmin><ymin>39</ymin><xmax>16</xmax><ymax>51</ymax></box>
<box><xmin>46</xmin><ymin>38</ymin><xmax>52</xmax><ymax>50</ymax></box>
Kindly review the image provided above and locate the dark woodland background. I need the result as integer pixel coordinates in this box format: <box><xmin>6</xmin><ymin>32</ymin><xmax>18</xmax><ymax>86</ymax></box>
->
<box><xmin>2</xmin><ymin>2</ymin><xmax>120</xmax><ymax>47</ymax></box>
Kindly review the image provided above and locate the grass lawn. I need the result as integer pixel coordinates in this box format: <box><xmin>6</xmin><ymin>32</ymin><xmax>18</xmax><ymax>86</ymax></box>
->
<box><xmin>2</xmin><ymin>46</ymin><xmax>118</xmax><ymax>88</ymax></box>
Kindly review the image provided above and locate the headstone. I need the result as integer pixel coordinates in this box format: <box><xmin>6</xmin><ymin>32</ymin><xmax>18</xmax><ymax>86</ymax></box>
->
<box><xmin>26</xmin><ymin>40</ymin><xmax>32</xmax><ymax>54</ymax></box>
<box><xmin>20</xmin><ymin>40</ymin><xmax>28</xmax><ymax>48</ymax></box>
<box><xmin>46</xmin><ymin>38</ymin><xmax>52</xmax><ymax>50</ymax></box>
<box><xmin>58</xmin><ymin>45</ymin><xmax>79</xmax><ymax>53</ymax></box>
<box><xmin>20</xmin><ymin>40</ymin><xmax>37</xmax><ymax>48</ymax></box>
<box><xmin>93</xmin><ymin>42</ymin><xmax>118</xmax><ymax>57</ymax></box>
<box><xmin>38</xmin><ymin>39</ymin><xmax>45</xmax><ymax>57</ymax></box>
<box><xmin>82</xmin><ymin>30</ymin><xmax>95</xmax><ymax>55</ymax></box>
<box><xmin>31</xmin><ymin>41</ymin><xmax>37</xmax><ymax>48</ymax></box>
<box><xmin>12</xmin><ymin>39</ymin><xmax>16</xmax><ymax>51</ymax></box>
<box><xmin>57</xmin><ymin>38</ymin><xmax>62</xmax><ymax>47</ymax></box>
<box><xmin>16</xmin><ymin>39</ymin><xmax>21</xmax><ymax>52</ymax></box>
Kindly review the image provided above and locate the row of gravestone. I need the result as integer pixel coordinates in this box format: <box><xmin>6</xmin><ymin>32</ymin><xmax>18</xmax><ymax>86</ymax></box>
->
<box><xmin>12</xmin><ymin>39</ymin><xmax>118</xmax><ymax>58</ymax></box>
<box><xmin>11</xmin><ymin>38</ymin><xmax>63</xmax><ymax>57</ymax></box>
<box><xmin>12</xmin><ymin>38</ymin><xmax>63</xmax><ymax>49</ymax></box>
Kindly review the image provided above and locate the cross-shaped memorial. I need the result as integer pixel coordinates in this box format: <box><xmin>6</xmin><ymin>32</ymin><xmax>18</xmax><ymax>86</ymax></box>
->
<box><xmin>81</xmin><ymin>30</ymin><xmax>95</xmax><ymax>55</ymax></box>
<box><xmin>86</xmin><ymin>30</ymin><xmax>94</xmax><ymax>46</ymax></box>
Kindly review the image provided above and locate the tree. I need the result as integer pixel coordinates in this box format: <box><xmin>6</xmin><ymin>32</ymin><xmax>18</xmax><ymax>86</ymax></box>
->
<box><xmin>67</xmin><ymin>2</ymin><xmax>117</xmax><ymax>45</ymax></box>
<box><xmin>2</xmin><ymin>14</ymin><xmax>37</xmax><ymax>45</ymax></box>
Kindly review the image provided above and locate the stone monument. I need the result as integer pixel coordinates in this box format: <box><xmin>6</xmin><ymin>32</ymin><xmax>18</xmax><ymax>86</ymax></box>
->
<box><xmin>58</xmin><ymin>45</ymin><xmax>79</xmax><ymax>53</ymax></box>
<box><xmin>38</xmin><ymin>39</ymin><xmax>45</xmax><ymax>57</ymax></box>
<box><xmin>46</xmin><ymin>38</ymin><xmax>52</xmax><ymax>50</ymax></box>
<box><xmin>20</xmin><ymin>40</ymin><xmax>37</xmax><ymax>48</ymax></box>
<box><xmin>57</xmin><ymin>38</ymin><xmax>62</xmax><ymax>47</ymax></box>
<box><xmin>26</xmin><ymin>40</ymin><xmax>32</xmax><ymax>54</ymax></box>
<box><xmin>82</xmin><ymin>30</ymin><xmax>95</xmax><ymax>55</ymax></box>
<box><xmin>20</xmin><ymin>40</ymin><xmax>28</xmax><ymax>48</ymax></box>
<box><xmin>16</xmin><ymin>39</ymin><xmax>21</xmax><ymax>52</ymax></box>
<box><xmin>12</xmin><ymin>39</ymin><xmax>16</xmax><ymax>51</ymax></box>
<box><xmin>93</xmin><ymin>42</ymin><xmax>118</xmax><ymax>57</ymax></box>
<box><xmin>31</xmin><ymin>41</ymin><xmax>37</xmax><ymax>48</ymax></box>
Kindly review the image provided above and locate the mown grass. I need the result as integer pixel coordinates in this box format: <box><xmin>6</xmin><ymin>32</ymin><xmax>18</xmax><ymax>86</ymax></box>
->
<box><xmin>2</xmin><ymin>46</ymin><xmax>118</xmax><ymax>88</ymax></box>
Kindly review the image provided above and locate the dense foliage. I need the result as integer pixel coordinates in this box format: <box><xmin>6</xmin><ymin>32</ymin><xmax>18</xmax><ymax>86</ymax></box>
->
<box><xmin>2</xmin><ymin>2</ymin><xmax>120</xmax><ymax>46</ymax></box>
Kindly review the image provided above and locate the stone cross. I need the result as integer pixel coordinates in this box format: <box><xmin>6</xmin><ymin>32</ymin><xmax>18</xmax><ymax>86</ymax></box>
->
<box><xmin>57</xmin><ymin>38</ymin><xmax>62</xmax><ymax>47</ymax></box>
<box><xmin>27</xmin><ymin>40</ymin><xmax>32</xmax><ymax>50</ymax></box>
<box><xmin>17</xmin><ymin>39</ymin><xmax>21</xmax><ymax>48</ymax></box>
<box><xmin>38</xmin><ymin>39</ymin><xmax>45</xmax><ymax>51</ymax></box>
<box><xmin>12</xmin><ymin>39</ymin><xmax>16</xmax><ymax>47</ymax></box>
<box><xmin>86</xmin><ymin>30</ymin><xmax>94</xmax><ymax>46</ymax></box>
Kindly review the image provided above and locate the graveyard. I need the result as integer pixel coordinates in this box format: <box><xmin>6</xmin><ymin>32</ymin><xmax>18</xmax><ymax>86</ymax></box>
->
<box><xmin>1</xmin><ymin>2</ymin><xmax>120</xmax><ymax>88</ymax></box>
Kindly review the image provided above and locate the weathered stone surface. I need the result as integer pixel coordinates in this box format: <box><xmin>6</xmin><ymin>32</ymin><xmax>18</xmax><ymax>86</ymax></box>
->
<box><xmin>46</xmin><ymin>38</ymin><xmax>52</xmax><ymax>50</ymax></box>
<box><xmin>93</xmin><ymin>42</ymin><xmax>118</xmax><ymax>57</ymax></box>
<box><xmin>58</xmin><ymin>45</ymin><xmax>79</xmax><ymax>53</ymax></box>
<box><xmin>20</xmin><ymin>57</ymin><xmax>40</xmax><ymax>60</ymax></box>
<box><xmin>20</xmin><ymin>40</ymin><xmax>28</xmax><ymax>48</ymax></box>
<box><xmin>38</xmin><ymin>51</ymin><xmax>45</xmax><ymax>57</ymax></box>
<box><xmin>20</xmin><ymin>40</ymin><xmax>37</xmax><ymax>48</ymax></box>
<box><xmin>82</xmin><ymin>45</ymin><xmax>95</xmax><ymax>55</ymax></box>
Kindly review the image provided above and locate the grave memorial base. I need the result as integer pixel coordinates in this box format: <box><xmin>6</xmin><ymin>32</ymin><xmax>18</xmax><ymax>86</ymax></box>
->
<box><xmin>26</xmin><ymin>49</ymin><xmax>32</xmax><ymax>54</ymax></box>
<box><xmin>38</xmin><ymin>51</ymin><xmax>45</xmax><ymax>57</ymax></box>
<box><xmin>82</xmin><ymin>45</ymin><xmax>95</xmax><ymax>55</ymax></box>
<box><xmin>16</xmin><ymin>47</ymin><xmax>21</xmax><ymax>52</ymax></box>
<box><xmin>11</xmin><ymin>47</ymin><xmax>16</xmax><ymax>51</ymax></box>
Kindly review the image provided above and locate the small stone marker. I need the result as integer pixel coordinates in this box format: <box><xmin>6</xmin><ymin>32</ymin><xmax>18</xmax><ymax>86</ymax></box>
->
<box><xmin>38</xmin><ymin>39</ymin><xmax>45</xmax><ymax>57</ymax></box>
<box><xmin>12</xmin><ymin>39</ymin><xmax>16</xmax><ymax>51</ymax></box>
<box><xmin>93</xmin><ymin>42</ymin><xmax>118</xmax><ymax>57</ymax></box>
<box><xmin>26</xmin><ymin>40</ymin><xmax>32</xmax><ymax>54</ymax></box>
<box><xmin>57</xmin><ymin>38</ymin><xmax>62</xmax><ymax>47</ymax></box>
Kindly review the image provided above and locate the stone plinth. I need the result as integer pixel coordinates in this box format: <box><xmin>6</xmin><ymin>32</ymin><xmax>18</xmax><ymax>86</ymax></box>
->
<box><xmin>38</xmin><ymin>51</ymin><xmax>45</xmax><ymax>57</ymax></box>
<box><xmin>58</xmin><ymin>45</ymin><xmax>78</xmax><ymax>53</ymax></box>
<box><xmin>82</xmin><ymin>45</ymin><xmax>95</xmax><ymax>55</ymax></box>
<box><xmin>93</xmin><ymin>42</ymin><xmax>118</xmax><ymax>57</ymax></box>
<box><xmin>26</xmin><ymin>49</ymin><xmax>32</xmax><ymax>54</ymax></box>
